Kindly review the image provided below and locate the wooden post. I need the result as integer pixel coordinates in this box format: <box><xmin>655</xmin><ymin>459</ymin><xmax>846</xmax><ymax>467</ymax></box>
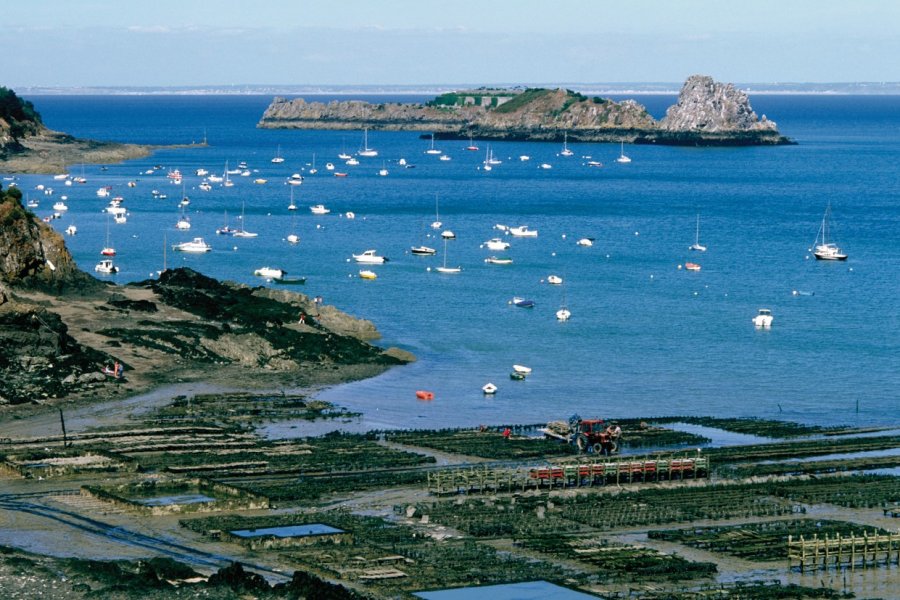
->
<box><xmin>59</xmin><ymin>408</ymin><xmax>68</xmax><ymax>448</ymax></box>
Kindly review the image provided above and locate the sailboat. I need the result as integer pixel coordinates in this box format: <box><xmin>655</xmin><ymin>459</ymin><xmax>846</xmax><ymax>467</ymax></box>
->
<box><xmin>425</xmin><ymin>133</ymin><xmax>442</xmax><ymax>155</ymax></box>
<box><xmin>411</xmin><ymin>220</ymin><xmax>436</xmax><ymax>256</ymax></box>
<box><xmin>271</xmin><ymin>145</ymin><xmax>285</xmax><ymax>163</ymax></box>
<box><xmin>435</xmin><ymin>238</ymin><xmax>461</xmax><ymax>274</ymax></box>
<box><xmin>338</xmin><ymin>137</ymin><xmax>351</xmax><ymax>160</ymax></box>
<box><xmin>556</xmin><ymin>285</ymin><xmax>571</xmax><ymax>321</ymax></box>
<box><xmin>175</xmin><ymin>205</ymin><xmax>191</xmax><ymax>230</ymax></box>
<box><xmin>233</xmin><ymin>202</ymin><xmax>258</xmax><ymax>238</ymax></box>
<box><xmin>223</xmin><ymin>161</ymin><xmax>234</xmax><ymax>187</ymax></box>
<box><xmin>431</xmin><ymin>194</ymin><xmax>442</xmax><ymax>229</ymax></box>
<box><xmin>560</xmin><ymin>131</ymin><xmax>574</xmax><ymax>156</ymax></box>
<box><xmin>287</xmin><ymin>211</ymin><xmax>300</xmax><ymax>245</ymax></box>
<box><xmin>689</xmin><ymin>214</ymin><xmax>707</xmax><ymax>252</ymax></box>
<box><xmin>465</xmin><ymin>134</ymin><xmax>479</xmax><ymax>151</ymax></box>
<box><xmin>616</xmin><ymin>141</ymin><xmax>632</xmax><ymax>163</ymax></box>
<box><xmin>358</xmin><ymin>128</ymin><xmax>378</xmax><ymax>157</ymax></box>
<box><xmin>216</xmin><ymin>210</ymin><xmax>236</xmax><ymax>235</ymax></box>
<box><xmin>101</xmin><ymin>214</ymin><xmax>116</xmax><ymax>256</ymax></box>
<box><xmin>309</xmin><ymin>153</ymin><xmax>318</xmax><ymax>175</ymax></box>
<box><xmin>812</xmin><ymin>202</ymin><xmax>847</xmax><ymax>260</ymax></box>
<box><xmin>287</xmin><ymin>186</ymin><xmax>297</xmax><ymax>211</ymax></box>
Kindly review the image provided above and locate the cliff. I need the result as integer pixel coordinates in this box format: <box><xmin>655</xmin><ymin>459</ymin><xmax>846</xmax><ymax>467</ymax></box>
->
<box><xmin>0</xmin><ymin>194</ymin><xmax>410</xmax><ymax>407</ymax></box>
<box><xmin>259</xmin><ymin>75</ymin><xmax>793</xmax><ymax>146</ymax></box>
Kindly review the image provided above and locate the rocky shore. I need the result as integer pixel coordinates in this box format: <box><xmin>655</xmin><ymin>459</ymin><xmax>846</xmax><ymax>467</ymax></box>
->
<box><xmin>0</xmin><ymin>191</ymin><xmax>412</xmax><ymax>411</ymax></box>
<box><xmin>259</xmin><ymin>75</ymin><xmax>793</xmax><ymax>146</ymax></box>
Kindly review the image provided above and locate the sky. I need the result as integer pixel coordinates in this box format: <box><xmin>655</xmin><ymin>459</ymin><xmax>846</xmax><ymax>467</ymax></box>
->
<box><xmin>5</xmin><ymin>1</ymin><xmax>900</xmax><ymax>88</ymax></box>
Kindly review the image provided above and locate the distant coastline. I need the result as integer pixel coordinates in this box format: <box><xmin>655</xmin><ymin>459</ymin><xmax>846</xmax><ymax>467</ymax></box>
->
<box><xmin>16</xmin><ymin>81</ymin><xmax>900</xmax><ymax>96</ymax></box>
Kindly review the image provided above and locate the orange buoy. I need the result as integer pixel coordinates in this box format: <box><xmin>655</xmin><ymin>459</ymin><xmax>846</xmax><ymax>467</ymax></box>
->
<box><xmin>415</xmin><ymin>390</ymin><xmax>434</xmax><ymax>400</ymax></box>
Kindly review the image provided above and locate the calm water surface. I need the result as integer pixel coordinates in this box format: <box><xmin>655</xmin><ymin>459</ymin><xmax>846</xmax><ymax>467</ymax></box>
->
<box><xmin>9</xmin><ymin>94</ymin><xmax>900</xmax><ymax>430</ymax></box>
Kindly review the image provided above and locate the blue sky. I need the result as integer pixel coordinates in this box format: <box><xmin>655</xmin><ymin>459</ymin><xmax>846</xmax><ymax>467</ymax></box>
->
<box><xmin>6</xmin><ymin>1</ymin><xmax>900</xmax><ymax>87</ymax></box>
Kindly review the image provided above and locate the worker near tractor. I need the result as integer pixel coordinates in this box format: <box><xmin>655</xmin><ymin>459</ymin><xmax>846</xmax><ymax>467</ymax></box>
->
<box><xmin>605</xmin><ymin>422</ymin><xmax>622</xmax><ymax>453</ymax></box>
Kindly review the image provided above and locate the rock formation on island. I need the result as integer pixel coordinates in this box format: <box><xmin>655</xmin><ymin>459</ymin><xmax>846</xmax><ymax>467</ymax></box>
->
<box><xmin>0</xmin><ymin>188</ymin><xmax>410</xmax><ymax>407</ymax></box>
<box><xmin>259</xmin><ymin>75</ymin><xmax>792</xmax><ymax>146</ymax></box>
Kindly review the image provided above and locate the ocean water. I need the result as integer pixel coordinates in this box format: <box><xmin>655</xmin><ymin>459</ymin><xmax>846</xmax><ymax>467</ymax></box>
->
<box><xmin>8</xmin><ymin>94</ymin><xmax>900</xmax><ymax>430</ymax></box>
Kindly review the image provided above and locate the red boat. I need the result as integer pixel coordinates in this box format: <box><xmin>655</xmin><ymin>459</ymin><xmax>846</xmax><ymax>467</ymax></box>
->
<box><xmin>684</xmin><ymin>262</ymin><xmax>701</xmax><ymax>271</ymax></box>
<box><xmin>101</xmin><ymin>247</ymin><xmax>116</xmax><ymax>257</ymax></box>
<box><xmin>334</xmin><ymin>172</ymin><xmax>348</xmax><ymax>178</ymax></box>
<box><xmin>415</xmin><ymin>390</ymin><xmax>434</xmax><ymax>400</ymax></box>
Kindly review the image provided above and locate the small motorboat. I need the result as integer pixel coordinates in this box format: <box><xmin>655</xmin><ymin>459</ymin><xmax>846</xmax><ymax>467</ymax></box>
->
<box><xmin>484</xmin><ymin>238</ymin><xmax>510</xmax><ymax>251</ymax></box>
<box><xmin>410</xmin><ymin>245</ymin><xmax>436</xmax><ymax>256</ymax></box>
<box><xmin>415</xmin><ymin>390</ymin><xmax>434</xmax><ymax>400</ymax></box>
<box><xmin>509</xmin><ymin>371</ymin><xmax>526</xmax><ymax>381</ymax></box>
<box><xmin>254</xmin><ymin>267</ymin><xmax>285</xmax><ymax>279</ymax></box>
<box><xmin>510</xmin><ymin>297</ymin><xmax>535</xmax><ymax>308</ymax></box>
<box><xmin>753</xmin><ymin>308</ymin><xmax>774</xmax><ymax>329</ymax></box>
<box><xmin>485</xmin><ymin>256</ymin><xmax>513</xmax><ymax>265</ymax></box>
<box><xmin>508</xmin><ymin>225</ymin><xmax>538</xmax><ymax>238</ymax></box>
<box><xmin>684</xmin><ymin>262</ymin><xmax>701</xmax><ymax>271</ymax></box>
<box><xmin>254</xmin><ymin>178</ymin><xmax>267</xmax><ymax>184</ymax></box>
<box><xmin>556</xmin><ymin>308</ymin><xmax>572</xmax><ymax>321</ymax></box>
<box><xmin>482</xmin><ymin>382</ymin><xmax>498</xmax><ymax>395</ymax></box>
<box><xmin>512</xmin><ymin>364</ymin><xmax>532</xmax><ymax>375</ymax></box>
<box><xmin>353</xmin><ymin>250</ymin><xmax>388</xmax><ymax>264</ymax></box>
<box><xmin>345</xmin><ymin>211</ymin><xmax>356</xmax><ymax>219</ymax></box>
<box><xmin>65</xmin><ymin>225</ymin><xmax>77</xmax><ymax>236</ymax></box>
<box><xmin>94</xmin><ymin>259</ymin><xmax>118</xmax><ymax>274</ymax></box>
<box><xmin>273</xmin><ymin>276</ymin><xmax>306</xmax><ymax>285</ymax></box>
<box><xmin>547</xmin><ymin>275</ymin><xmax>563</xmax><ymax>285</ymax></box>
<box><xmin>172</xmin><ymin>238</ymin><xmax>212</xmax><ymax>253</ymax></box>
<box><xmin>576</xmin><ymin>237</ymin><xmax>594</xmax><ymax>247</ymax></box>
<box><xmin>359</xmin><ymin>270</ymin><xmax>378</xmax><ymax>280</ymax></box>
<box><xmin>310</xmin><ymin>204</ymin><xmax>331</xmax><ymax>215</ymax></box>
<box><xmin>441</xmin><ymin>230</ymin><xmax>456</xmax><ymax>240</ymax></box>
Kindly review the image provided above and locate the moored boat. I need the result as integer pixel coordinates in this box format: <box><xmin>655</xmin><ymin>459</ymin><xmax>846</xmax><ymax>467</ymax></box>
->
<box><xmin>172</xmin><ymin>237</ymin><xmax>212</xmax><ymax>253</ymax></box>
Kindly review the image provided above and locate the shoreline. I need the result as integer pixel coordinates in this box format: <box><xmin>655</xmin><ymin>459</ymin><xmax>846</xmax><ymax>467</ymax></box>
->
<box><xmin>0</xmin><ymin>128</ymin><xmax>207</xmax><ymax>175</ymax></box>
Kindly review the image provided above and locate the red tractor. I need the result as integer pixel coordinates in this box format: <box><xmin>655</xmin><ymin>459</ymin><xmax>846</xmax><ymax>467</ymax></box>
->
<box><xmin>540</xmin><ymin>415</ymin><xmax>619</xmax><ymax>455</ymax></box>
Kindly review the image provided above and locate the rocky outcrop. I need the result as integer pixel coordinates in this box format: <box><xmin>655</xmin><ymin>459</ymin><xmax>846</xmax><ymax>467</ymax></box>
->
<box><xmin>0</xmin><ymin>202</ymin><xmax>410</xmax><ymax>407</ymax></box>
<box><xmin>259</xmin><ymin>76</ymin><xmax>792</xmax><ymax>146</ymax></box>
<box><xmin>0</xmin><ymin>301</ymin><xmax>115</xmax><ymax>404</ymax></box>
<box><xmin>661</xmin><ymin>75</ymin><xmax>776</xmax><ymax>132</ymax></box>
<box><xmin>0</xmin><ymin>193</ymin><xmax>99</xmax><ymax>292</ymax></box>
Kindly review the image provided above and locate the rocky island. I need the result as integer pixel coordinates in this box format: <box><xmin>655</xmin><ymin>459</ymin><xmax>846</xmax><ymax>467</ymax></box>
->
<box><xmin>259</xmin><ymin>75</ymin><xmax>793</xmax><ymax>146</ymax></box>
<box><xmin>0</xmin><ymin>185</ymin><xmax>411</xmax><ymax>407</ymax></box>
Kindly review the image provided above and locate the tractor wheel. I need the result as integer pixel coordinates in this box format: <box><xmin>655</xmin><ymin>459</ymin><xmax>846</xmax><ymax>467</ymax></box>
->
<box><xmin>593</xmin><ymin>443</ymin><xmax>605</xmax><ymax>455</ymax></box>
<box><xmin>576</xmin><ymin>435</ymin><xmax>588</xmax><ymax>453</ymax></box>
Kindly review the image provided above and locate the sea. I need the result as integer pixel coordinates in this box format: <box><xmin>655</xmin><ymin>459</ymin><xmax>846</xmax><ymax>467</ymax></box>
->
<box><xmin>7</xmin><ymin>93</ymin><xmax>900</xmax><ymax>432</ymax></box>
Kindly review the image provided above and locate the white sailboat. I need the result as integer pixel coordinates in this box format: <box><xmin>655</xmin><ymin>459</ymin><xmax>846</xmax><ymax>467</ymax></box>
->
<box><xmin>431</xmin><ymin>194</ymin><xmax>442</xmax><ymax>229</ymax></box>
<box><xmin>271</xmin><ymin>145</ymin><xmax>285</xmax><ymax>163</ymax></box>
<box><xmin>616</xmin><ymin>141</ymin><xmax>632</xmax><ymax>163</ymax></box>
<box><xmin>287</xmin><ymin>210</ymin><xmax>299</xmax><ymax>245</ymax></box>
<box><xmin>689</xmin><ymin>214</ymin><xmax>707</xmax><ymax>252</ymax></box>
<box><xmin>560</xmin><ymin>131</ymin><xmax>574</xmax><ymax>156</ymax></box>
<box><xmin>425</xmin><ymin>133</ymin><xmax>442</xmax><ymax>155</ymax></box>
<box><xmin>358</xmin><ymin>128</ymin><xmax>378</xmax><ymax>157</ymax></box>
<box><xmin>435</xmin><ymin>238</ymin><xmax>461</xmax><ymax>274</ymax></box>
<box><xmin>556</xmin><ymin>286</ymin><xmax>571</xmax><ymax>321</ymax></box>
<box><xmin>309</xmin><ymin>153</ymin><xmax>318</xmax><ymax>175</ymax></box>
<box><xmin>812</xmin><ymin>202</ymin><xmax>848</xmax><ymax>260</ymax></box>
<box><xmin>287</xmin><ymin>186</ymin><xmax>297</xmax><ymax>211</ymax></box>
<box><xmin>233</xmin><ymin>202</ymin><xmax>258</xmax><ymax>238</ymax></box>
